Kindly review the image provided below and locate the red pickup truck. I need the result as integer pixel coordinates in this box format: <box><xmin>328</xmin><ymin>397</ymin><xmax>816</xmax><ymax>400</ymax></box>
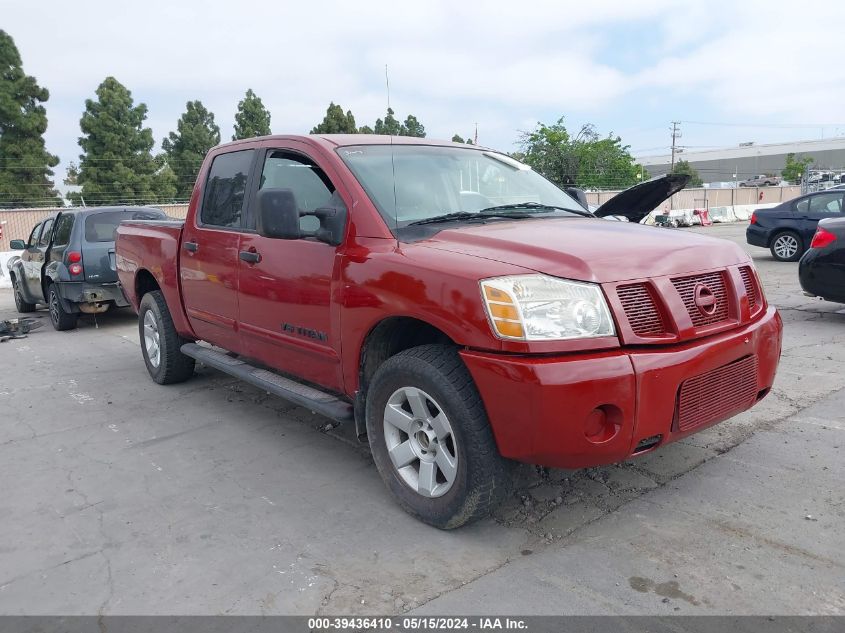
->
<box><xmin>116</xmin><ymin>135</ymin><xmax>782</xmax><ymax>528</ymax></box>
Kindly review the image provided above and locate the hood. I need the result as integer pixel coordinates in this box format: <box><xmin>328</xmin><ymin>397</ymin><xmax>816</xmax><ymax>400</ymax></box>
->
<box><xmin>593</xmin><ymin>174</ymin><xmax>690</xmax><ymax>222</ymax></box>
<box><xmin>417</xmin><ymin>216</ymin><xmax>748</xmax><ymax>284</ymax></box>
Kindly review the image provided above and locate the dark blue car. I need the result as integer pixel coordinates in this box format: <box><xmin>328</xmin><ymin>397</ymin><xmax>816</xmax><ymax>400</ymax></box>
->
<box><xmin>746</xmin><ymin>190</ymin><xmax>845</xmax><ymax>261</ymax></box>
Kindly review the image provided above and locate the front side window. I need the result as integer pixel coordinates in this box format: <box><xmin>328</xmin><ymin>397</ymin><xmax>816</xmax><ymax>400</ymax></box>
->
<box><xmin>338</xmin><ymin>144</ymin><xmax>583</xmax><ymax>227</ymax></box>
<box><xmin>27</xmin><ymin>223</ymin><xmax>42</xmax><ymax>247</ymax></box>
<box><xmin>795</xmin><ymin>198</ymin><xmax>809</xmax><ymax>214</ymax></box>
<box><xmin>37</xmin><ymin>218</ymin><xmax>54</xmax><ymax>247</ymax></box>
<box><xmin>258</xmin><ymin>151</ymin><xmax>338</xmax><ymax>232</ymax></box>
<box><xmin>201</xmin><ymin>150</ymin><xmax>255</xmax><ymax>228</ymax></box>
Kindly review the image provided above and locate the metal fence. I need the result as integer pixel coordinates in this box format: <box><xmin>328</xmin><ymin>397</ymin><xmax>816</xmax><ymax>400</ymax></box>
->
<box><xmin>0</xmin><ymin>204</ymin><xmax>190</xmax><ymax>251</ymax></box>
<box><xmin>584</xmin><ymin>185</ymin><xmax>802</xmax><ymax>211</ymax></box>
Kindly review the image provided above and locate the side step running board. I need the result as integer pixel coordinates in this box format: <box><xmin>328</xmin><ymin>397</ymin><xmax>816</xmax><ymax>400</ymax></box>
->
<box><xmin>181</xmin><ymin>343</ymin><xmax>354</xmax><ymax>423</ymax></box>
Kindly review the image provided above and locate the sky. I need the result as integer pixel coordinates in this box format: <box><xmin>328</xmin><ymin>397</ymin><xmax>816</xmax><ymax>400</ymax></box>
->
<box><xmin>4</xmin><ymin>0</ymin><xmax>845</xmax><ymax>189</ymax></box>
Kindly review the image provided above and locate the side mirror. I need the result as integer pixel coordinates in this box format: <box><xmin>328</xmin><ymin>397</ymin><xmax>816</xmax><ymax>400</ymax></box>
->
<box><xmin>256</xmin><ymin>188</ymin><xmax>301</xmax><ymax>240</ymax></box>
<box><xmin>564</xmin><ymin>186</ymin><xmax>589</xmax><ymax>210</ymax></box>
<box><xmin>9</xmin><ymin>239</ymin><xmax>26</xmax><ymax>250</ymax></box>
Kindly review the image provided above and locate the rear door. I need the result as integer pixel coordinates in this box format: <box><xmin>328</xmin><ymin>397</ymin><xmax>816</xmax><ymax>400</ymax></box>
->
<box><xmin>180</xmin><ymin>149</ymin><xmax>257</xmax><ymax>351</ymax></box>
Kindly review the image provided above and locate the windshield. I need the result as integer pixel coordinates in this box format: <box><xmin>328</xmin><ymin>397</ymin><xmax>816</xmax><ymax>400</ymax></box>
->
<box><xmin>338</xmin><ymin>144</ymin><xmax>585</xmax><ymax>227</ymax></box>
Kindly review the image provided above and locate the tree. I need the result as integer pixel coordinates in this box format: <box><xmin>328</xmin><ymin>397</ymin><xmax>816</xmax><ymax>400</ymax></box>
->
<box><xmin>671</xmin><ymin>160</ymin><xmax>703</xmax><ymax>187</ymax></box>
<box><xmin>63</xmin><ymin>162</ymin><xmax>79</xmax><ymax>186</ymax></box>
<box><xmin>162</xmin><ymin>100</ymin><xmax>221</xmax><ymax>199</ymax></box>
<box><xmin>518</xmin><ymin>117</ymin><xmax>641</xmax><ymax>189</ymax></box>
<box><xmin>311</xmin><ymin>102</ymin><xmax>358</xmax><ymax>134</ymax></box>
<box><xmin>358</xmin><ymin>125</ymin><xmax>374</xmax><ymax>134</ymax></box>
<box><xmin>451</xmin><ymin>134</ymin><xmax>465</xmax><ymax>143</ymax></box>
<box><xmin>72</xmin><ymin>76</ymin><xmax>176</xmax><ymax>206</ymax></box>
<box><xmin>782</xmin><ymin>152</ymin><xmax>814</xmax><ymax>183</ymax></box>
<box><xmin>373</xmin><ymin>107</ymin><xmax>402</xmax><ymax>136</ymax></box>
<box><xmin>232</xmin><ymin>89</ymin><xmax>271</xmax><ymax>140</ymax></box>
<box><xmin>0</xmin><ymin>30</ymin><xmax>61</xmax><ymax>208</ymax></box>
<box><xmin>402</xmin><ymin>114</ymin><xmax>425</xmax><ymax>138</ymax></box>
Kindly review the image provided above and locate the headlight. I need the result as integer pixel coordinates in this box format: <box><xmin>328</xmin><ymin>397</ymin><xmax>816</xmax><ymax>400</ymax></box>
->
<box><xmin>480</xmin><ymin>274</ymin><xmax>615</xmax><ymax>341</ymax></box>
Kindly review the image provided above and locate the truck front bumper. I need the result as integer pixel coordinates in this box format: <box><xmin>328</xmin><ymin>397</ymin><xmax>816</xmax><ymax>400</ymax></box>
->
<box><xmin>460</xmin><ymin>306</ymin><xmax>782</xmax><ymax>469</ymax></box>
<box><xmin>57</xmin><ymin>281</ymin><xmax>130</xmax><ymax>309</ymax></box>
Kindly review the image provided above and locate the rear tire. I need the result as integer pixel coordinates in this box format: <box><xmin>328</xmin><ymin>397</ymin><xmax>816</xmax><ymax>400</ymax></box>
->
<box><xmin>365</xmin><ymin>344</ymin><xmax>512</xmax><ymax>529</ymax></box>
<box><xmin>138</xmin><ymin>290</ymin><xmax>195</xmax><ymax>384</ymax></box>
<box><xmin>48</xmin><ymin>284</ymin><xmax>77</xmax><ymax>331</ymax></box>
<box><xmin>770</xmin><ymin>230</ymin><xmax>803</xmax><ymax>262</ymax></box>
<box><xmin>13</xmin><ymin>279</ymin><xmax>36</xmax><ymax>313</ymax></box>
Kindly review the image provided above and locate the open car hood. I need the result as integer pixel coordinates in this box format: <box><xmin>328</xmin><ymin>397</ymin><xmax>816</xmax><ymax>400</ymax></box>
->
<box><xmin>593</xmin><ymin>174</ymin><xmax>690</xmax><ymax>222</ymax></box>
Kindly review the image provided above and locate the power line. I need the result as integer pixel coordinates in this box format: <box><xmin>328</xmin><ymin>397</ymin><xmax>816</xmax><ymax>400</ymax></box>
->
<box><xmin>670</xmin><ymin>121</ymin><xmax>681</xmax><ymax>170</ymax></box>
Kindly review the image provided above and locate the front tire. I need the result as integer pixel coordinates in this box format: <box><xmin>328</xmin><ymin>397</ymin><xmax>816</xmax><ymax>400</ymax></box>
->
<box><xmin>770</xmin><ymin>230</ymin><xmax>803</xmax><ymax>262</ymax></box>
<box><xmin>365</xmin><ymin>344</ymin><xmax>511</xmax><ymax>529</ymax></box>
<box><xmin>138</xmin><ymin>290</ymin><xmax>195</xmax><ymax>384</ymax></box>
<box><xmin>48</xmin><ymin>284</ymin><xmax>77</xmax><ymax>331</ymax></box>
<box><xmin>13</xmin><ymin>279</ymin><xmax>36</xmax><ymax>313</ymax></box>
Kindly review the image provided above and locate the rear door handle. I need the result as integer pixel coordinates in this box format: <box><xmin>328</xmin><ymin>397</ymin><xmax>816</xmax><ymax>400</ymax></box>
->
<box><xmin>184</xmin><ymin>242</ymin><xmax>198</xmax><ymax>252</ymax></box>
<box><xmin>239</xmin><ymin>250</ymin><xmax>261</xmax><ymax>264</ymax></box>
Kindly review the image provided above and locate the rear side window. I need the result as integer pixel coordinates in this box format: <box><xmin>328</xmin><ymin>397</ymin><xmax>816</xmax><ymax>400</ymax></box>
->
<box><xmin>53</xmin><ymin>214</ymin><xmax>74</xmax><ymax>247</ymax></box>
<box><xmin>38</xmin><ymin>218</ymin><xmax>54</xmax><ymax>247</ymax></box>
<box><xmin>201</xmin><ymin>150</ymin><xmax>254</xmax><ymax>228</ymax></box>
<box><xmin>84</xmin><ymin>209</ymin><xmax>166</xmax><ymax>242</ymax></box>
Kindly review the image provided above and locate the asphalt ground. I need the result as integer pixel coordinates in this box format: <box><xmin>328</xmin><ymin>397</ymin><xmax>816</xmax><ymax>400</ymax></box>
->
<box><xmin>0</xmin><ymin>222</ymin><xmax>842</xmax><ymax>615</ymax></box>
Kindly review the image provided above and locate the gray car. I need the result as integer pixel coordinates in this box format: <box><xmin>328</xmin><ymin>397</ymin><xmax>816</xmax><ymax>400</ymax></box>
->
<box><xmin>6</xmin><ymin>206</ymin><xmax>166</xmax><ymax>330</ymax></box>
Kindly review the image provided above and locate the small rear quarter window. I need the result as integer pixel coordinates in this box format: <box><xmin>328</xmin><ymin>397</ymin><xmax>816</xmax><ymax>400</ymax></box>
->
<box><xmin>84</xmin><ymin>208</ymin><xmax>166</xmax><ymax>242</ymax></box>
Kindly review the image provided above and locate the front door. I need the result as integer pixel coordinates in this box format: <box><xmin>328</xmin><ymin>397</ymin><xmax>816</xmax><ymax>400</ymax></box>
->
<box><xmin>18</xmin><ymin>222</ymin><xmax>43</xmax><ymax>302</ymax></box>
<box><xmin>180</xmin><ymin>148</ymin><xmax>257</xmax><ymax>351</ymax></box>
<box><xmin>237</xmin><ymin>146</ymin><xmax>345</xmax><ymax>391</ymax></box>
<box><xmin>25</xmin><ymin>218</ymin><xmax>53</xmax><ymax>300</ymax></box>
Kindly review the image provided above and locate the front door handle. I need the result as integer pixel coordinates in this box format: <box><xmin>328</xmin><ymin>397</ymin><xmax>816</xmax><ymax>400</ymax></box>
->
<box><xmin>239</xmin><ymin>250</ymin><xmax>261</xmax><ymax>264</ymax></box>
<box><xmin>184</xmin><ymin>242</ymin><xmax>198</xmax><ymax>253</ymax></box>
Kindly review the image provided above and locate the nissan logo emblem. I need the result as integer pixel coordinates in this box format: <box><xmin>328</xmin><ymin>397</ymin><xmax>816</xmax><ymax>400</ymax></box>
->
<box><xmin>693</xmin><ymin>283</ymin><xmax>717</xmax><ymax>315</ymax></box>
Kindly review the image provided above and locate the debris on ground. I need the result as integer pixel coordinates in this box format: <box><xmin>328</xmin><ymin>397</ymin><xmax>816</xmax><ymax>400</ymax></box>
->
<box><xmin>0</xmin><ymin>318</ymin><xmax>44</xmax><ymax>342</ymax></box>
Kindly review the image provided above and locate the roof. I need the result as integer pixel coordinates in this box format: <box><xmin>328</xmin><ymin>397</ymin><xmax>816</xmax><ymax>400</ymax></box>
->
<box><xmin>638</xmin><ymin>137</ymin><xmax>845</xmax><ymax>166</ymax></box>
<box><xmin>218</xmin><ymin>134</ymin><xmax>493</xmax><ymax>152</ymax></box>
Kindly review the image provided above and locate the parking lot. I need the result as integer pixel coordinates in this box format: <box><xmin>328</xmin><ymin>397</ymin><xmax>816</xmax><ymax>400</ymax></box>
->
<box><xmin>0</xmin><ymin>222</ymin><xmax>842</xmax><ymax>615</ymax></box>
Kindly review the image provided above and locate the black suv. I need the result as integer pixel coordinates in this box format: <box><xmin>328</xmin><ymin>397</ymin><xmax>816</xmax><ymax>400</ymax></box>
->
<box><xmin>6</xmin><ymin>206</ymin><xmax>166</xmax><ymax>330</ymax></box>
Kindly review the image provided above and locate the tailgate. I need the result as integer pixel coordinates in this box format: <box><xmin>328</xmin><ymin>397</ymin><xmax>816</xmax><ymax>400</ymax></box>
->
<box><xmin>83</xmin><ymin>241</ymin><xmax>119</xmax><ymax>283</ymax></box>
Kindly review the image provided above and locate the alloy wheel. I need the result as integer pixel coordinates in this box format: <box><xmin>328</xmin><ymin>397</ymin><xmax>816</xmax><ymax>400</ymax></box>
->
<box><xmin>773</xmin><ymin>234</ymin><xmax>798</xmax><ymax>259</ymax></box>
<box><xmin>382</xmin><ymin>386</ymin><xmax>458</xmax><ymax>498</ymax></box>
<box><xmin>143</xmin><ymin>310</ymin><xmax>161</xmax><ymax>368</ymax></box>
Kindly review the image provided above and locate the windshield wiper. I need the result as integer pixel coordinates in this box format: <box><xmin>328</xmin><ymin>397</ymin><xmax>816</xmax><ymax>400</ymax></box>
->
<box><xmin>407</xmin><ymin>211</ymin><xmax>534</xmax><ymax>226</ymax></box>
<box><xmin>478</xmin><ymin>202</ymin><xmax>594</xmax><ymax>218</ymax></box>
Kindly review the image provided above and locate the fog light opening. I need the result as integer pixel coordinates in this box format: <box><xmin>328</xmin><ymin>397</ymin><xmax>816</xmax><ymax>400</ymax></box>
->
<box><xmin>584</xmin><ymin>405</ymin><xmax>622</xmax><ymax>444</ymax></box>
<box><xmin>633</xmin><ymin>434</ymin><xmax>663</xmax><ymax>454</ymax></box>
<box><xmin>756</xmin><ymin>387</ymin><xmax>770</xmax><ymax>402</ymax></box>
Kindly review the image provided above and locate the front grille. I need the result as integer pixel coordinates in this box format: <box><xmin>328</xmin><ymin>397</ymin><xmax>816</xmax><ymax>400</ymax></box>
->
<box><xmin>677</xmin><ymin>356</ymin><xmax>759</xmax><ymax>432</ymax></box>
<box><xmin>739</xmin><ymin>266</ymin><xmax>759</xmax><ymax>312</ymax></box>
<box><xmin>672</xmin><ymin>271</ymin><xmax>730</xmax><ymax>327</ymax></box>
<box><xmin>617</xmin><ymin>283</ymin><xmax>666</xmax><ymax>336</ymax></box>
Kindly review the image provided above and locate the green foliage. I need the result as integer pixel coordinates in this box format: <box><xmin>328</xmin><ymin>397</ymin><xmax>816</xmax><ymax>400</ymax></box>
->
<box><xmin>451</xmin><ymin>134</ymin><xmax>465</xmax><ymax>143</ymax></box>
<box><xmin>72</xmin><ymin>76</ymin><xmax>176</xmax><ymax>206</ymax></box>
<box><xmin>358</xmin><ymin>125</ymin><xmax>374</xmax><ymax>134</ymax></box>
<box><xmin>63</xmin><ymin>161</ymin><xmax>79</xmax><ymax>186</ymax></box>
<box><xmin>233</xmin><ymin>89</ymin><xmax>271</xmax><ymax>140</ymax></box>
<box><xmin>671</xmin><ymin>160</ymin><xmax>703</xmax><ymax>187</ymax></box>
<box><xmin>162</xmin><ymin>100</ymin><xmax>221</xmax><ymax>199</ymax></box>
<box><xmin>518</xmin><ymin>117</ymin><xmax>641</xmax><ymax>189</ymax></box>
<box><xmin>368</xmin><ymin>108</ymin><xmax>426</xmax><ymax>137</ymax></box>
<box><xmin>311</xmin><ymin>102</ymin><xmax>358</xmax><ymax>134</ymax></box>
<box><xmin>782</xmin><ymin>153</ymin><xmax>814</xmax><ymax>182</ymax></box>
<box><xmin>0</xmin><ymin>30</ymin><xmax>60</xmax><ymax>208</ymax></box>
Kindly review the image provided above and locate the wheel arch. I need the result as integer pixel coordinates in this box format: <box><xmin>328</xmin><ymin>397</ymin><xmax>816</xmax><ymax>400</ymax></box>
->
<box><xmin>353</xmin><ymin>316</ymin><xmax>456</xmax><ymax>439</ymax></box>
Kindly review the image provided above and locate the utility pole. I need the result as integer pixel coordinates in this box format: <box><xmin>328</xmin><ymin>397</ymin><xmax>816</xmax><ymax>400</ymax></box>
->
<box><xmin>670</xmin><ymin>121</ymin><xmax>681</xmax><ymax>171</ymax></box>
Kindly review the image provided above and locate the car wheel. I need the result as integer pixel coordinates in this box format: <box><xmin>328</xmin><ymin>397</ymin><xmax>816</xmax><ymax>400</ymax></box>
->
<box><xmin>365</xmin><ymin>344</ymin><xmax>512</xmax><ymax>529</ymax></box>
<box><xmin>13</xmin><ymin>279</ymin><xmax>36</xmax><ymax>313</ymax></box>
<box><xmin>48</xmin><ymin>284</ymin><xmax>78</xmax><ymax>331</ymax></box>
<box><xmin>770</xmin><ymin>231</ymin><xmax>804</xmax><ymax>262</ymax></box>
<box><xmin>138</xmin><ymin>290</ymin><xmax>195</xmax><ymax>385</ymax></box>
